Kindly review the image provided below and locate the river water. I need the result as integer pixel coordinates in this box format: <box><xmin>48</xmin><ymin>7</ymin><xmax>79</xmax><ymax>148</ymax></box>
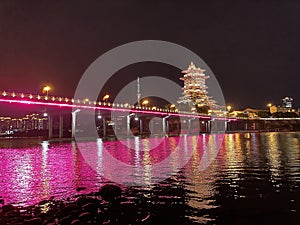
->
<box><xmin>0</xmin><ymin>132</ymin><xmax>299</xmax><ymax>224</ymax></box>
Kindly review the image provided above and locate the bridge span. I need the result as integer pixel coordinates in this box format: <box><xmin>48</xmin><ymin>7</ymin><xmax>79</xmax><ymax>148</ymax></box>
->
<box><xmin>1</xmin><ymin>91</ymin><xmax>300</xmax><ymax>139</ymax></box>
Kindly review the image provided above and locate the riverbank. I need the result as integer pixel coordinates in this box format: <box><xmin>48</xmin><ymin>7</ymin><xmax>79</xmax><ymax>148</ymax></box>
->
<box><xmin>0</xmin><ymin>184</ymin><xmax>152</xmax><ymax>225</ymax></box>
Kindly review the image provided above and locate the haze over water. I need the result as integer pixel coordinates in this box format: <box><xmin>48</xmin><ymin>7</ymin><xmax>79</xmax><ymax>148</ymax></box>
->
<box><xmin>0</xmin><ymin>132</ymin><xmax>299</xmax><ymax>224</ymax></box>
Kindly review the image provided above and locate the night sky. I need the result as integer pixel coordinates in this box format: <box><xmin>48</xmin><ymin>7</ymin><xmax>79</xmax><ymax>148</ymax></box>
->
<box><xmin>0</xmin><ymin>0</ymin><xmax>300</xmax><ymax>112</ymax></box>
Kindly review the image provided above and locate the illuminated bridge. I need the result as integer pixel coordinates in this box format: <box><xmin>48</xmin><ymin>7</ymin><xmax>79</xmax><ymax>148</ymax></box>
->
<box><xmin>0</xmin><ymin>90</ymin><xmax>299</xmax><ymax>139</ymax></box>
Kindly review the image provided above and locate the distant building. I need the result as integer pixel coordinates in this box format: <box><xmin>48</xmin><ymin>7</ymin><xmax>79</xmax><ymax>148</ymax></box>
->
<box><xmin>269</xmin><ymin>97</ymin><xmax>295</xmax><ymax>115</ymax></box>
<box><xmin>229</xmin><ymin>108</ymin><xmax>269</xmax><ymax>118</ymax></box>
<box><xmin>270</xmin><ymin>105</ymin><xmax>297</xmax><ymax>116</ymax></box>
<box><xmin>177</xmin><ymin>62</ymin><xmax>217</xmax><ymax>113</ymax></box>
<box><xmin>281</xmin><ymin>97</ymin><xmax>293</xmax><ymax>108</ymax></box>
<box><xmin>270</xmin><ymin>105</ymin><xmax>293</xmax><ymax>114</ymax></box>
<box><xmin>0</xmin><ymin>117</ymin><xmax>11</xmax><ymax>133</ymax></box>
<box><xmin>0</xmin><ymin>113</ymin><xmax>48</xmax><ymax>134</ymax></box>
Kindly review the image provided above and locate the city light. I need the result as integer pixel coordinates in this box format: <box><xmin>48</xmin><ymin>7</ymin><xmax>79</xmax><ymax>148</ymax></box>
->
<box><xmin>0</xmin><ymin>90</ymin><xmax>239</xmax><ymax>121</ymax></box>
<box><xmin>42</xmin><ymin>86</ymin><xmax>51</xmax><ymax>96</ymax></box>
<box><xmin>267</xmin><ymin>103</ymin><xmax>272</xmax><ymax>107</ymax></box>
<box><xmin>227</xmin><ymin>105</ymin><xmax>232</xmax><ymax>112</ymax></box>
<box><xmin>0</xmin><ymin>97</ymin><xmax>219</xmax><ymax>120</ymax></box>
<box><xmin>142</xmin><ymin>99</ymin><xmax>149</xmax><ymax>105</ymax></box>
<box><xmin>102</xmin><ymin>94</ymin><xmax>109</xmax><ymax>102</ymax></box>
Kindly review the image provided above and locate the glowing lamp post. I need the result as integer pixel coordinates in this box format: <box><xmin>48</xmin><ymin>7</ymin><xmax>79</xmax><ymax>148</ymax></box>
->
<box><xmin>103</xmin><ymin>94</ymin><xmax>110</xmax><ymax>102</ymax></box>
<box><xmin>42</xmin><ymin>86</ymin><xmax>51</xmax><ymax>96</ymax></box>
<box><xmin>227</xmin><ymin>105</ymin><xmax>232</xmax><ymax>117</ymax></box>
<box><xmin>142</xmin><ymin>99</ymin><xmax>149</xmax><ymax>106</ymax></box>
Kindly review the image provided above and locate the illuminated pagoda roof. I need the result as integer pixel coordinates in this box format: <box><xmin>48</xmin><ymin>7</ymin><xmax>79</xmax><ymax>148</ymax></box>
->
<box><xmin>178</xmin><ymin>62</ymin><xmax>217</xmax><ymax>110</ymax></box>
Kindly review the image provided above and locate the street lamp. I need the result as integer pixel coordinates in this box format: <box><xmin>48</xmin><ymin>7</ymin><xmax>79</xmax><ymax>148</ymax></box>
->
<box><xmin>42</xmin><ymin>86</ymin><xmax>51</xmax><ymax>96</ymax></box>
<box><xmin>267</xmin><ymin>103</ymin><xmax>272</xmax><ymax>108</ymax></box>
<box><xmin>169</xmin><ymin>104</ymin><xmax>176</xmax><ymax>112</ymax></box>
<box><xmin>103</xmin><ymin>94</ymin><xmax>109</xmax><ymax>102</ymax></box>
<box><xmin>142</xmin><ymin>99</ymin><xmax>149</xmax><ymax>106</ymax></box>
<box><xmin>227</xmin><ymin>105</ymin><xmax>232</xmax><ymax>112</ymax></box>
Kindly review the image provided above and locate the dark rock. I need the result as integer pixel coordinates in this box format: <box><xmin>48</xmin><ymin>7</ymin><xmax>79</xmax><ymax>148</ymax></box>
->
<box><xmin>81</xmin><ymin>202</ymin><xmax>98</xmax><ymax>214</ymax></box>
<box><xmin>75</xmin><ymin>196</ymin><xmax>91</xmax><ymax>207</ymax></box>
<box><xmin>71</xmin><ymin>219</ymin><xmax>81</xmax><ymax>225</ymax></box>
<box><xmin>70</xmin><ymin>209</ymin><xmax>80</xmax><ymax>216</ymax></box>
<box><xmin>78</xmin><ymin>211</ymin><xmax>91</xmax><ymax>221</ymax></box>
<box><xmin>53</xmin><ymin>208</ymin><xmax>63</xmax><ymax>219</ymax></box>
<box><xmin>6</xmin><ymin>214</ymin><xmax>24</xmax><ymax>224</ymax></box>
<box><xmin>1</xmin><ymin>204</ymin><xmax>15</xmax><ymax>213</ymax></box>
<box><xmin>61</xmin><ymin>203</ymin><xmax>79</xmax><ymax>215</ymax></box>
<box><xmin>3</xmin><ymin>209</ymin><xmax>17</xmax><ymax>217</ymax></box>
<box><xmin>59</xmin><ymin>215</ymin><xmax>73</xmax><ymax>225</ymax></box>
<box><xmin>29</xmin><ymin>217</ymin><xmax>42</xmax><ymax>224</ymax></box>
<box><xmin>39</xmin><ymin>200</ymin><xmax>49</xmax><ymax>205</ymax></box>
<box><xmin>97</xmin><ymin>184</ymin><xmax>122</xmax><ymax>202</ymax></box>
<box><xmin>76</xmin><ymin>187</ymin><xmax>86</xmax><ymax>192</ymax></box>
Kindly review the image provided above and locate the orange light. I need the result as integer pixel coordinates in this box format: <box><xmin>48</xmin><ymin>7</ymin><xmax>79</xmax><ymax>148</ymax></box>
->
<box><xmin>102</xmin><ymin>94</ymin><xmax>109</xmax><ymax>101</ymax></box>
<box><xmin>142</xmin><ymin>100</ymin><xmax>149</xmax><ymax>105</ymax></box>
<box><xmin>42</xmin><ymin>86</ymin><xmax>51</xmax><ymax>95</ymax></box>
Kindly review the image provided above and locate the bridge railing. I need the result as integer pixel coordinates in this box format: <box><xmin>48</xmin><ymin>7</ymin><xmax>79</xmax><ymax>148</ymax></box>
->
<box><xmin>0</xmin><ymin>90</ymin><xmax>217</xmax><ymax>119</ymax></box>
<box><xmin>3</xmin><ymin>90</ymin><xmax>298</xmax><ymax>121</ymax></box>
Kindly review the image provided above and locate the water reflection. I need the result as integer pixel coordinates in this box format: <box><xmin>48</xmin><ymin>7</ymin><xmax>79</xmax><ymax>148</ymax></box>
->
<box><xmin>0</xmin><ymin>133</ymin><xmax>300</xmax><ymax>224</ymax></box>
<box><xmin>266</xmin><ymin>133</ymin><xmax>281</xmax><ymax>183</ymax></box>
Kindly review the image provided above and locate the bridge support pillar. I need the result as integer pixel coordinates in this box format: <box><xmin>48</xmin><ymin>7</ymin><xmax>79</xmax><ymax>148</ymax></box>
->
<box><xmin>126</xmin><ymin>115</ymin><xmax>131</xmax><ymax>137</ymax></box>
<box><xmin>187</xmin><ymin>118</ymin><xmax>196</xmax><ymax>135</ymax></box>
<box><xmin>71</xmin><ymin>109</ymin><xmax>80</xmax><ymax>139</ymax></box>
<box><xmin>162</xmin><ymin>115</ymin><xmax>170</xmax><ymax>136</ymax></box>
<box><xmin>102</xmin><ymin>117</ymin><xmax>106</xmax><ymax>138</ymax></box>
<box><xmin>149</xmin><ymin>118</ymin><xmax>154</xmax><ymax>136</ymax></box>
<box><xmin>48</xmin><ymin>115</ymin><xmax>53</xmax><ymax>139</ymax></box>
<box><xmin>59</xmin><ymin>115</ymin><xmax>63</xmax><ymax>138</ymax></box>
<box><xmin>206</xmin><ymin>121</ymin><xmax>211</xmax><ymax>133</ymax></box>
<box><xmin>139</xmin><ymin>119</ymin><xmax>143</xmax><ymax>136</ymax></box>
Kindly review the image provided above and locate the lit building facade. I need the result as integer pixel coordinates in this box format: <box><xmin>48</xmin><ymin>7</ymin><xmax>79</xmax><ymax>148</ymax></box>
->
<box><xmin>178</xmin><ymin>62</ymin><xmax>216</xmax><ymax>113</ymax></box>
<box><xmin>0</xmin><ymin>114</ymin><xmax>48</xmax><ymax>134</ymax></box>
<box><xmin>281</xmin><ymin>97</ymin><xmax>293</xmax><ymax>108</ymax></box>
<box><xmin>270</xmin><ymin>105</ymin><xmax>295</xmax><ymax>114</ymax></box>
<box><xmin>269</xmin><ymin>96</ymin><xmax>296</xmax><ymax>115</ymax></box>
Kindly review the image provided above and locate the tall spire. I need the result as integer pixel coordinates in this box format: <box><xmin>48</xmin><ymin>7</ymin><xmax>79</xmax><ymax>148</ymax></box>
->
<box><xmin>137</xmin><ymin>77</ymin><xmax>141</xmax><ymax>107</ymax></box>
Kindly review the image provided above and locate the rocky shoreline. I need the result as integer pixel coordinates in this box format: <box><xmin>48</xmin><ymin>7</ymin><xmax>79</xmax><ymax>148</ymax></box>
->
<box><xmin>0</xmin><ymin>184</ymin><xmax>153</xmax><ymax>225</ymax></box>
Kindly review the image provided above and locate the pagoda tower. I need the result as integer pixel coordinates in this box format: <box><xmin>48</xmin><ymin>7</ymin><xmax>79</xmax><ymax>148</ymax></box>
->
<box><xmin>178</xmin><ymin>62</ymin><xmax>216</xmax><ymax>113</ymax></box>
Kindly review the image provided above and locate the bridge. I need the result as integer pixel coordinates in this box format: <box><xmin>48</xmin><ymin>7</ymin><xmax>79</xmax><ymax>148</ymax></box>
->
<box><xmin>1</xmin><ymin>90</ymin><xmax>300</xmax><ymax>139</ymax></box>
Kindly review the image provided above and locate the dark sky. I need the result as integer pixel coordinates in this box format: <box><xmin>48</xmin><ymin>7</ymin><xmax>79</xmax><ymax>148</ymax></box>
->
<box><xmin>0</xmin><ymin>0</ymin><xmax>300</xmax><ymax>111</ymax></box>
